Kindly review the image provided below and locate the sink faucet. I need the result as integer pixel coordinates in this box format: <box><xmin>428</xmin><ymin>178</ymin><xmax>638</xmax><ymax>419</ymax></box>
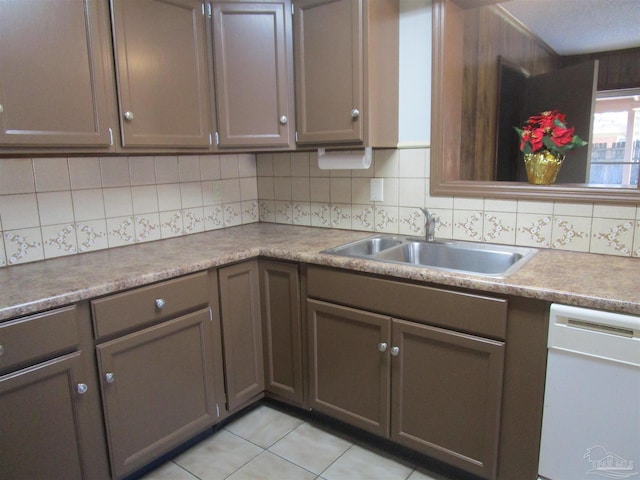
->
<box><xmin>420</xmin><ymin>208</ymin><xmax>437</xmax><ymax>242</ymax></box>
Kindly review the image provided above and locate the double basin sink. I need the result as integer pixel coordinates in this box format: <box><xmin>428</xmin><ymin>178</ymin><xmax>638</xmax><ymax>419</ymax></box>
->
<box><xmin>322</xmin><ymin>234</ymin><xmax>537</xmax><ymax>277</ymax></box>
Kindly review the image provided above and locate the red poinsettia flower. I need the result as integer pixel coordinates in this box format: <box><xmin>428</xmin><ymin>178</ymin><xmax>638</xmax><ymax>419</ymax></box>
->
<box><xmin>514</xmin><ymin>110</ymin><xmax>587</xmax><ymax>156</ymax></box>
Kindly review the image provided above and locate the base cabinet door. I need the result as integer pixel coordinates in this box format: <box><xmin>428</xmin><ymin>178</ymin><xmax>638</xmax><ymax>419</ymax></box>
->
<box><xmin>260</xmin><ymin>260</ymin><xmax>304</xmax><ymax>405</ymax></box>
<box><xmin>0</xmin><ymin>352</ymin><xmax>100</xmax><ymax>480</ymax></box>
<box><xmin>307</xmin><ymin>299</ymin><xmax>391</xmax><ymax>436</ymax></box>
<box><xmin>96</xmin><ymin>309</ymin><xmax>217</xmax><ymax>479</ymax></box>
<box><xmin>219</xmin><ymin>261</ymin><xmax>265</xmax><ymax>411</ymax></box>
<box><xmin>391</xmin><ymin>319</ymin><xmax>505</xmax><ymax>480</ymax></box>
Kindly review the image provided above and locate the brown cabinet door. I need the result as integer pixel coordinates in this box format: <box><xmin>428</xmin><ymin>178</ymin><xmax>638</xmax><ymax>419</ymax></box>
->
<box><xmin>0</xmin><ymin>0</ymin><xmax>114</xmax><ymax>147</ymax></box>
<box><xmin>211</xmin><ymin>1</ymin><xmax>294</xmax><ymax>148</ymax></box>
<box><xmin>259</xmin><ymin>260</ymin><xmax>303</xmax><ymax>405</ymax></box>
<box><xmin>294</xmin><ymin>0</ymin><xmax>364</xmax><ymax>144</ymax></box>
<box><xmin>390</xmin><ymin>318</ymin><xmax>505</xmax><ymax>480</ymax></box>
<box><xmin>307</xmin><ymin>299</ymin><xmax>390</xmax><ymax>436</ymax></box>
<box><xmin>111</xmin><ymin>0</ymin><xmax>213</xmax><ymax>148</ymax></box>
<box><xmin>0</xmin><ymin>352</ymin><xmax>98</xmax><ymax>479</ymax></box>
<box><xmin>96</xmin><ymin>309</ymin><xmax>217</xmax><ymax>479</ymax></box>
<box><xmin>219</xmin><ymin>261</ymin><xmax>265</xmax><ymax>411</ymax></box>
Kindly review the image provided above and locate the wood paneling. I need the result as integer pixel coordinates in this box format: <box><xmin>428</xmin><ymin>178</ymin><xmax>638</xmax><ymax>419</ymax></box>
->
<box><xmin>564</xmin><ymin>47</ymin><xmax>640</xmax><ymax>91</ymax></box>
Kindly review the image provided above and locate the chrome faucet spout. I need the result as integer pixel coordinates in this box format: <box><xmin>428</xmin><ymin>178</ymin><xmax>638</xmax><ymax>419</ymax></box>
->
<box><xmin>419</xmin><ymin>208</ymin><xmax>437</xmax><ymax>242</ymax></box>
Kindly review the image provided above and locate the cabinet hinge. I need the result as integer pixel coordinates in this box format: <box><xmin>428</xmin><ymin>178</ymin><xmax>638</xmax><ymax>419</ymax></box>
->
<box><xmin>214</xmin><ymin>131</ymin><xmax>220</xmax><ymax>146</ymax></box>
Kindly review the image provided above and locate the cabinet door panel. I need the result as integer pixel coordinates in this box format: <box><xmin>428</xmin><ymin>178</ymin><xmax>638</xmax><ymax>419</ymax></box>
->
<box><xmin>111</xmin><ymin>0</ymin><xmax>212</xmax><ymax>147</ymax></box>
<box><xmin>260</xmin><ymin>260</ymin><xmax>303</xmax><ymax>405</ymax></box>
<box><xmin>212</xmin><ymin>1</ymin><xmax>293</xmax><ymax>147</ymax></box>
<box><xmin>97</xmin><ymin>309</ymin><xmax>216</xmax><ymax>478</ymax></box>
<box><xmin>307</xmin><ymin>299</ymin><xmax>390</xmax><ymax>436</ymax></box>
<box><xmin>0</xmin><ymin>0</ymin><xmax>113</xmax><ymax>147</ymax></box>
<box><xmin>219</xmin><ymin>261</ymin><xmax>264</xmax><ymax>411</ymax></box>
<box><xmin>294</xmin><ymin>0</ymin><xmax>363</xmax><ymax>144</ymax></box>
<box><xmin>0</xmin><ymin>352</ymin><xmax>88</xmax><ymax>480</ymax></box>
<box><xmin>391</xmin><ymin>319</ymin><xmax>504</xmax><ymax>479</ymax></box>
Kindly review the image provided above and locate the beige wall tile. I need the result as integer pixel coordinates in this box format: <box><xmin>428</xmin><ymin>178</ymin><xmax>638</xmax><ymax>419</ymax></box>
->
<box><xmin>204</xmin><ymin>205</ymin><xmax>225</xmax><ymax>230</ymax></box>
<box><xmin>310</xmin><ymin>178</ymin><xmax>330</xmax><ymax>203</ymax></box>
<box><xmin>330</xmin><ymin>178</ymin><xmax>351</xmax><ymax>204</ymax></box>
<box><xmin>256</xmin><ymin>153</ymin><xmax>274</xmax><ymax>177</ymax></box>
<box><xmin>483</xmin><ymin>212</ymin><xmax>516</xmax><ymax>244</ymax></box>
<box><xmin>220</xmin><ymin>154</ymin><xmax>239</xmax><ymax>179</ymax></box>
<box><xmin>129</xmin><ymin>156</ymin><xmax>156</xmax><ymax>186</ymax></box>
<box><xmin>375</xmin><ymin>206</ymin><xmax>399</xmax><ymax>233</ymax></box>
<box><xmin>33</xmin><ymin>157</ymin><xmax>70</xmax><ymax>192</ymax></box>
<box><xmin>592</xmin><ymin>204</ymin><xmax>636</xmax><ymax>220</ymax></box>
<box><xmin>310</xmin><ymin>203</ymin><xmax>331</xmax><ymax>227</ymax></box>
<box><xmin>272</xmin><ymin>152</ymin><xmax>291</xmax><ymax>176</ymax></box>
<box><xmin>352</xmin><ymin>205</ymin><xmax>376</xmax><ymax>231</ymax></box>
<box><xmin>75</xmin><ymin>219</ymin><xmax>108</xmax><ymax>253</ymax></box>
<box><xmin>257</xmin><ymin>177</ymin><xmax>275</xmax><ymax>200</ymax></box>
<box><xmin>240</xmin><ymin>177</ymin><xmax>258</xmax><ymax>201</ymax></box>
<box><xmin>182</xmin><ymin>207</ymin><xmax>205</xmax><ymax>235</ymax></box>
<box><xmin>157</xmin><ymin>184</ymin><xmax>182</xmax><ymax>211</ymax></box>
<box><xmin>221</xmin><ymin>179</ymin><xmax>242</xmax><ymax>204</ymax></box>
<box><xmin>0</xmin><ymin>235</ymin><xmax>6</xmax><ymax>267</ymax></box>
<box><xmin>398</xmin><ymin>207</ymin><xmax>424</xmax><ymax>236</ymax></box>
<box><xmin>516</xmin><ymin>214</ymin><xmax>552</xmax><ymax>248</ymax></box>
<box><xmin>37</xmin><ymin>191</ymin><xmax>74</xmax><ymax>226</ymax></box>
<box><xmin>0</xmin><ymin>193</ymin><xmax>40</xmax><ymax>229</ymax></box>
<box><xmin>431</xmin><ymin>208</ymin><xmax>453</xmax><ymax>239</ymax></box>
<box><xmin>238</xmin><ymin>154</ymin><xmax>257</xmax><ymax>178</ymax></box>
<box><xmin>399</xmin><ymin>148</ymin><xmax>426</xmax><ymax>178</ymax></box>
<box><xmin>331</xmin><ymin>204</ymin><xmax>352</xmax><ymax>229</ymax></box>
<box><xmin>275</xmin><ymin>201</ymin><xmax>293</xmax><ymax>224</ymax></box>
<box><xmin>374</xmin><ymin>149</ymin><xmax>399</xmax><ymax>177</ymax></box>
<box><xmin>291</xmin><ymin>178</ymin><xmax>310</xmax><ymax>202</ymax></box>
<box><xmin>517</xmin><ymin>200</ymin><xmax>554</xmax><ymax>215</ymax></box>
<box><xmin>351</xmin><ymin>178</ymin><xmax>371</xmax><ymax>205</ymax></box>
<box><xmin>72</xmin><ymin>189</ymin><xmax>105</xmax><ymax>221</ymax></box>
<box><xmin>68</xmin><ymin>157</ymin><xmax>101</xmax><ymax>189</ymax></box>
<box><xmin>131</xmin><ymin>186</ymin><xmax>158</xmax><ymax>215</ymax></box>
<box><xmin>590</xmin><ymin>218</ymin><xmax>634</xmax><ymax>256</ymax></box>
<box><xmin>178</xmin><ymin>155</ymin><xmax>201</xmax><ymax>182</ymax></box>
<box><xmin>155</xmin><ymin>156</ymin><xmax>180</xmax><ymax>184</ymax></box>
<box><xmin>291</xmin><ymin>202</ymin><xmax>311</xmax><ymax>226</ymax></box>
<box><xmin>107</xmin><ymin>216</ymin><xmax>135</xmax><ymax>247</ymax></box>
<box><xmin>224</xmin><ymin>203</ymin><xmax>243</xmax><ymax>227</ymax></box>
<box><xmin>290</xmin><ymin>152</ymin><xmax>310</xmax><ymax>177</ymax></box>
<box><xmin>452</xmin><ymin>210</ymin><xmax>483</xmax><ymax>241</ymax></box>
<box><xmin>100</xmin><ymin>157</ymin><xmax>130</xmax><ymax>187</ymax></box>
<box><xmin>4</xmin><ymin>228</ymin><xmax>44</xmax><ymax>265</ymax></box>
<box><xmin>242</xmin><ymin>200</ymin><xmax>260</xmax><ymax>224</ymax></box>
<box><xmin>379</xmin><ymin>177</ymin><xmax>398</xmax><ymax>207</ymax></box>
<box><xmin>259</xmin><ymin>200</ymin><xmax>276</xmax><ymax>223</ymax></box>
<box><xmin>274</xmin><ymin>177</ymin><xmax>292</xmax><ymax>201</ymax></box>
<box><xmin>398</xmin><ymin>178</ymin><xmax>425</xmax><ymax>208</ymax></box>
<box><xmin>160</xmin><ymin>210</ymin><xmax>183</xmax><ymax>238</ymax></box>
<box><xmin>102</xmin><ymin>187</ymin><xmax>133</xmax><ymax>218</ymax></box>
<box><xmin>180</xmin><ymin>182</ymin><xmax>203</xmax><ymax>209</ymax></box>
<box><xmin>134</xmin><ymin>213</ymin><xmax>161</xmax><ymax>242</ymax></box>
<box><xmin>553</xmin><ymin>202</ymin><xmax>593</xmax><ymax>217</ymax></box>
<box><xmin>200</xmin><ymin>155</ymin><xmax>222</xmax><ymax>181</ymax></box>
<box><xmin>551</xmin><ymin>216</ymin><xmax>591</xmax><ymax>251</ymax></box>
<box><xmin>0</xmin><ymin>158</ymin><xmax>35</xmax><ymax>194</ymax></box>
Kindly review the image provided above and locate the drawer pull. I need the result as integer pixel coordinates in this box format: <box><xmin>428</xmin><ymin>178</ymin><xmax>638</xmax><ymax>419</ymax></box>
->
<box><xmin>377</xmin><ymin>342</ymin><xmax>388</xmax><ymax>352</ymax></box>
<box><xmin>155</xmin><ymin>298</ymin><xmax>166</xmax><ymax>310</ymax></box>
<box><xmin>105</xmin><ymin>372</ymin><xmax>116</xmax><ymax>384</ymax></box>
<box><xmin>390</xmin><ymin>346</ymin><xmax>400</xmax><ymax>356</ymax></box>
<box><xmin>77</xmin><ymin>383</ymin><xmax>88</xmax><ymax>395</ymax></box>
<box><xmin>0</xmin><ymin>344</ymin><xmax>4</xmax><ymax>356</ymax></box>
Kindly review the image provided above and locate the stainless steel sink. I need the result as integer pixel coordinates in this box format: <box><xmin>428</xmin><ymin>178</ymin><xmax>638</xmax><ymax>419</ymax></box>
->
<box><xmin>322</xmin><ymin>235</ymin><xmax>537</xmax><ymax>277</ymax></box>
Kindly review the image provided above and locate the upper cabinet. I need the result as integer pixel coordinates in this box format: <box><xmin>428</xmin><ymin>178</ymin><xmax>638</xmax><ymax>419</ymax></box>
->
<box><xmin>110</xmin><ymin>0</ymin><xmax>214</xmax><ymax>149</ymax></box>
<box><xmin>0</xmin><ymin>0</ymin><xmax>116</xmax><ymax>149</ymax></box>
<box><xmin>293</xmin><ymin>0</ymin><xmax>398</xmax><ymax>147</ymax></box>
<box><xmin>210</xmin><ymin>0</ymin><xmax>295</xmax><ymax>149</ymax></box>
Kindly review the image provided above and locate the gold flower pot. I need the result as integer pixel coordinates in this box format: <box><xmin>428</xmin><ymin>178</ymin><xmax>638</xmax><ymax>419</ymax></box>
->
<box><xmin>524</xmin><ymin>151</ymin><xmax>565</xmax><ymax>185</ymax></box>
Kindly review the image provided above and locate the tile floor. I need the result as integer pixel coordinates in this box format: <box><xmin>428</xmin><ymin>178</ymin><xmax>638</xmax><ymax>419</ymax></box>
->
<box><xmin>138</xmin><ymin>404</ymin><xmax>451</xmax><ymax>480</ymax></box>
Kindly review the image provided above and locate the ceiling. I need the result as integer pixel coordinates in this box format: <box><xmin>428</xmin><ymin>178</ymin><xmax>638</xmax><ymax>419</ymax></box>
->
<box><xmin>500</xmin><ymin>0</ymin><xmax>640</xmax><ymax>55</ymax></box>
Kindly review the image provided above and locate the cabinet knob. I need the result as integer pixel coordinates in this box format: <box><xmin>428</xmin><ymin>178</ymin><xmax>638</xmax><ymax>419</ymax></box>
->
<box><xmin>351</xmin><ymin>108</ymin><xmax>360</xmax><ymax>118</ymax></box>
<box><xmin>155</xmin><ymin>298</ymin><xmax>166</xmax><ymax>309</ymax></box>
<box><xmin>105</xmin><ymin>372</ymin><xmax>116</xmax><ymax>384</ymax></box>
<box><xmin>76</xmin><ymin>383</ymin><xmax>88</xmax><ymax>394</ymax></box>
<box><xmin>377</xmin><ymin>342</ymin><xmax>388</xmax><ymax>352</ymax></box>
<box><xmin>124</xmin><ymin>111</ymin><xmax>135</xmax><ymax>121</ymax></box>
<box><xmin>390</xmin><ymin>346</ymin><xmax>400</xmax><ymax>356</ymax></box>
<box><xmin>279</xmin><ymin>115</ymin><xmax>288</xmax><ymax>125</ymax></box>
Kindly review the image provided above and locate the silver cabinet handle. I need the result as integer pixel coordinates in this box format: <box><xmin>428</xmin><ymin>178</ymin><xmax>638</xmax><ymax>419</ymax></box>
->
<box><xmin>377</xmin><ymin>342</ymin><xmax>388</xmax><ymax>352</ymax></box>
<box><xmin>155</xmin><ymin>298</ymin><xmax>165</xmax><ymax>309</ymax></box>
<box><xmin>105</xmin><ymin>372</ymin><xmax>115</xmax><ymax>384</ymax></box>
<box><xmin>0</xmin><ymin>344</ymin><xmax>4</xmax><ymax>356</ymax></box>
<box><xmin>77</xmin><ymin>383</ymin><xmax>88</xmax><ymax>394</ymax></box>
<box><xmin>390</xmin><ymin>346</ymin><xmax>400</xmax><ymax>356</ymax></box>
<box><xmin>351</xmin><ymin>108</ymin><xmax>360</xmax><ymax>118</ymax></box>
<box><xmin>279</xmin><ymin>115</ymin><xmax>288</xmax><ymax>125</ymax></box>
<box><xmin>0</xmin><ymin>104</ymin><xmax>3</xmax><ymax>113</ymax></box>
<box><xmin>124</xmin><ymin>111</ymin><xmax>134</xmax><ymax>121</ymax></box>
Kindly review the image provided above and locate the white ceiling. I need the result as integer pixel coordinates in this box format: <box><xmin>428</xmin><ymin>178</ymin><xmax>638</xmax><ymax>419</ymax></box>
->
<box><xmin>500</xmin><ymin>0</ymin><xmax>640</xmax><ymax>55</ymax></box>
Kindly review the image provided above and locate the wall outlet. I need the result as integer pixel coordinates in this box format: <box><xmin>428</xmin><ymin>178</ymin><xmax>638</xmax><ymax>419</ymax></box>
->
<box><xmin>370</xmin><ymin>178</ymin><xmax>384</xmax><ymax>202</ymax></box>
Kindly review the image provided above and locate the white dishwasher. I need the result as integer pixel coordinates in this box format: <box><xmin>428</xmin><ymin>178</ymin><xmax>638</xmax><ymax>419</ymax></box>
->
<box><xmin>538</xmin><ymin>304</ymin><xmax>640</xmax><ymax>480</ymax></box>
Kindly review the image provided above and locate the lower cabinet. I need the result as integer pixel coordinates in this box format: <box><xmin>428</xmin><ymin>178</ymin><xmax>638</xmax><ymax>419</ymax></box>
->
<box><xmin>308</xmin><ymin>299</ymin><xmax>505</xmax><ymax>479</ymax></box>
<box><xmin>0</xmin><ymin>305</ymin><xmax>110</xmax><ymax>479</ymax></box>
<box><xmin>218</xmin><ymin>261</ymin><xmax>265</xmax><ymax>412</ymax></box>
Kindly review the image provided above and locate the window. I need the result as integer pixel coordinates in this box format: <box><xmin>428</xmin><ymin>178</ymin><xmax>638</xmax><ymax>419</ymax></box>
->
<box><xmin>589</xmin><ymin>90</ymin><xmax>640</xmax><ymax>186</ymax></box>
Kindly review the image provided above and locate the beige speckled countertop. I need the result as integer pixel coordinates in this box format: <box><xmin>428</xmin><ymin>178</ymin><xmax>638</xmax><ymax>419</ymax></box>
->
<box><xmin>1</xmin><ymin>223</ymin><xmax>639</xmax><ymax>321</ymax></box>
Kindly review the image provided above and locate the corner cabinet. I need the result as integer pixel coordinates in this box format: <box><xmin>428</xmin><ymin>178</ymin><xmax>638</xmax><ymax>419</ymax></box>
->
<box><xmin>0</xmin><ymin>0</ymin><xmax>116</xmax><ymax>150</ymax></box>
<box><xmin>218</xmin><ymin>261</ymin><xmax>265</xmax><ymax>412</ymax></box>
<box><xmin>110</xmin><ymin>0</ymin><xmax>214</xmax><ymax>149</ymax></box>
<box><xmin>210</xmin><ymin>0</ymin><xmax>296</xmax><ymax>149</ymax></box>
<box><xmin>91</xmin><ymin>271</ymin><xmax>221</xmax><ymax>479</ymax></box>
<box><xmin>293</xmin><ymin>0</ymin><xmax>398</xmax><ymax>146</ymax></box>
<box><xmin>0</xmin><ymin>305</ymin><xmax>110</xmax><ymax>480</ymax></box>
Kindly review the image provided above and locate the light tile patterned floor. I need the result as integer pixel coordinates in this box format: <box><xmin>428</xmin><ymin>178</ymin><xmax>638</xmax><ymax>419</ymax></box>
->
<box><xmin>139</xmin><ymin>405</ymin><xmax>451</xmax><ymax>480</ymax></box>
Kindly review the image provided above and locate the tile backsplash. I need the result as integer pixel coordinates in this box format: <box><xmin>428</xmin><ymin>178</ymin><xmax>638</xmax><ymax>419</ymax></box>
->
<box><xmin>0</xmin><ymin>147</ymin><xmax>639</xmax><ymax>267</ymax></box>
<box><xmin>0</xmin><ymin>154</ymin><xmax>259</xmax><ymax>266</ymax></box>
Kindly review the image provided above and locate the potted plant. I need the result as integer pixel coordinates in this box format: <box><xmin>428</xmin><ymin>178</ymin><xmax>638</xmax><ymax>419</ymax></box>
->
<box><xmin>514</xmin><ymin>110</ymin><xmax>587</xmax><ymax>184</ymax></box>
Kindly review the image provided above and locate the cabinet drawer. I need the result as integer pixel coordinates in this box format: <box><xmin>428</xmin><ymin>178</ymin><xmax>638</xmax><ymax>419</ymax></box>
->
<box><xmin>0</xmin><ymin>306</ymin><xmax>79</xmax><ymax>373</ymax></box>
<box><xmin>307</xmin><ymin>266</ymin><xmax>507</xmax><ymax>340</ymax></box>
<box><xmin>91</xmin><ymin>271</ymin><xmax>209</xmax><ymax>340</ymax></box>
